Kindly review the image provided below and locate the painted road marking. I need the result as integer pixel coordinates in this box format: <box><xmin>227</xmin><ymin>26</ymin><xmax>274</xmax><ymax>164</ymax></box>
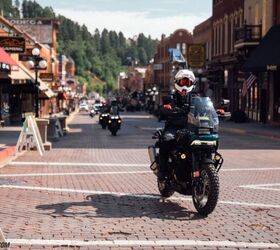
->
<box><xmin>1</xmin><ymin>184</ymin><xmax>280</xmax><ymax>208</ymax></box>
<box><xmin>6</xmin><ymin>238</ymin><xmax>280</xmax><ymax>248</ymax></box>
<box><xmin>0</xmin><ymin>171</ymin><xmax>151</xmax><ymax>177</ymax></box>
<box><xmin>10</xmin><ymin>162</ymin><xmax>148</xmax><ymax>167</ymax></box>
<box><xmin>240</xmin><ymin>183</ymin><xmax>280</xmax><ymax>192</ymax></box>
<box><xmin>8</xmin><ymin>162</ymin><xmax>280</xmax><ymax>172</ymax></box>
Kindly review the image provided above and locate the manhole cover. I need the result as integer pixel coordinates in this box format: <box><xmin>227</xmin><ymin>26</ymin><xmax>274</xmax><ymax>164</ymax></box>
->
<box><xmin>268</xmin><ymin>209</ymin><xmax>280</xmax><ymax>219</ymax></box>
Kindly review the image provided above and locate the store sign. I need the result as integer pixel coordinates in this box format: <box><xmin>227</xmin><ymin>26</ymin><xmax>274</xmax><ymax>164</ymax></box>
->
<box><xmin>19</xmin><ymin>54</ymin><xmax>33</xmax><ymax>61</ymax></box>
<box><xmin>153</xmin><ymin>64</ymin><xmax>163</xmax><ymax>71</ymax></box>
<box><xmin>39</xmin><ymin>73</ymin><xmax>54</xmax><ymax>82</ymax></box>
<box><xmin>9</xmin><ymin>19</ymin><xmax>54</xmax><ymax>45</ymax></box>
<box><xmin>0</xmin><ymin>62</ymin><xmax>11</xmax><ymax>74</ymax></box>
<box><xmin>267</xmin><ymin>65</ymin><xmax>277</xmax><ymax>71</ymax></box>
<box><xmin>0</xmin><ymin>37</ymin><xmax>25</xmax><ymax>53</ymax></box>
<box><xmin>187</xmin><ymin>44</ymin><xmax>205</xmax><ymax>68</ymax></box>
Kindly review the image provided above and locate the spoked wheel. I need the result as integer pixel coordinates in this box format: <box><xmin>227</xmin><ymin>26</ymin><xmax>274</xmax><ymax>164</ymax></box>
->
<box><xmin>157</xmin><ymin>178</ymin><xmax>174</xmax><ymax>198</ymax></box>
<box><xmin>192</xmin><ymin>164</ymin><xmax>219</xmax><ymax>216</ymax></box>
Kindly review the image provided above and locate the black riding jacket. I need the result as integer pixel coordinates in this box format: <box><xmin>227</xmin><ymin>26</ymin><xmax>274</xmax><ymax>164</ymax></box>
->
<box><xmin>160</xmin><ymin>92</ymin><xmax>193</xmax><ymax>130</ymax></box>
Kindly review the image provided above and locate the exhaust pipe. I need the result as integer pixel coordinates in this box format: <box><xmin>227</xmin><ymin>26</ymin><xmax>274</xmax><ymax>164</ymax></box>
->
<box><xmin>148</xmin><ymin>145</ymin><xmax>158</xmax><ymax>175</ymax></box>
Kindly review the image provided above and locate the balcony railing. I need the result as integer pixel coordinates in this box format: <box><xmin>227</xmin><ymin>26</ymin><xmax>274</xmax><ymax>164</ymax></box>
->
<box><xmin>234</xmin><ymin>24</ymin><xmax>262</xmax><ymax>45</ymax></box>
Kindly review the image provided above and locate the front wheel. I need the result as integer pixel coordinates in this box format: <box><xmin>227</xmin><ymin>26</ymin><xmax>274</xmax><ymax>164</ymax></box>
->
<box><xmin>192</xmin><ymin>164</ymin><xmax>219</xmax><ymax>216</ymax></box>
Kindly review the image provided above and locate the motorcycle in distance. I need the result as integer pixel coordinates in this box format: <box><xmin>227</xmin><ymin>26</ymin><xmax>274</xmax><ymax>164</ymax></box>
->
<box><xmin>148</xmin><ymin>96</ymin><xmax>223</xmax><ymax>216</ymax></box>
<box><xmin>107</xmin><ymin>114</ymin><xmax>122</xmax><ymax>136</ymax></box>
<box><xmin>99</xmin><ymin>113</ymin><xmax>109</xmax><ymax>129</ymax></box>
<box><xmin>89</xmin><ymin>108</ymin><xmax>95</xmax><ymax>118</ymax></box>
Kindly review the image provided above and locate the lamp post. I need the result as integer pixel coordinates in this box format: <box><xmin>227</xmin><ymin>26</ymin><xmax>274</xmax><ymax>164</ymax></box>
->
<box><xmin>28</xmin><ymin>48</ymin><xmax>47</xmax><ymax>118</ymax></box>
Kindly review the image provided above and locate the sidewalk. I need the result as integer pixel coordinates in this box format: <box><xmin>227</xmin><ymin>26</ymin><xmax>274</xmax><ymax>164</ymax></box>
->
<box><xmin>0</xmin><ymin>110</ymin><xmax>78</xmax><ymax>164</ymax></box>
<box><xmin>220</xmin><ymin>120</ymin><xmax>280</xmax><ymax>140</ymax></box>
<box><xmin>0</xmin><ymin>126</ymin><xmax>21</xmax><ymax>164</ymax></box>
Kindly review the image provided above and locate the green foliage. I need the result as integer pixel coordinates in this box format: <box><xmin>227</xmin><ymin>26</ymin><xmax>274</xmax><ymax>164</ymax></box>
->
<box><xmin>22</xmin><ymin>0</ymin><xmax>55</xmax><ymax>18</ymax></box>
<box><xmin>0</xmin><ymin>0</ymin><xmax>20</xmax><ymax>18</ymax></box>
<box><xmin>5</xmin><ymin>0</ymin><xmax>158</xmax><ymax>95</ymax></box>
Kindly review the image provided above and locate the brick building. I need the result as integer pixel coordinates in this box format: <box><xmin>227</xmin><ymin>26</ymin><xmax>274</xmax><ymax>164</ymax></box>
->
<box><xmin>153</xmin><ymin>29</ymin><xmax>193</xmax><ymax>103</ymax></box>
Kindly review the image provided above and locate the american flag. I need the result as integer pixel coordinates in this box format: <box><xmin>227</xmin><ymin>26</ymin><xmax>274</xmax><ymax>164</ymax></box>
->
<box><xmin>241</xmin><ymin>72</ymin><xmax>257</xmax><ymax>97</ymax></box>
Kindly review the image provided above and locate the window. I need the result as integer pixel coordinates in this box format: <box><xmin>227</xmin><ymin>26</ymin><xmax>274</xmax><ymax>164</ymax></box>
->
<box><xmin>182</xmin><ymin>43</ymin><xmax>186</xmax><ymax>55</ymax></box>
<box><xmin>176</xmin><ymin>43</ymin><xmax>180</xmax><ymax>50</ymax></box>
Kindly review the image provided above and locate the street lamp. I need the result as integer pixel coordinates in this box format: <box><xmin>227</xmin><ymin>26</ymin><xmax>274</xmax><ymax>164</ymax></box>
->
<box><xmin>28</xmin><ymin>47</ymin><xmax>47</xmax><ymax>118</ymax></box>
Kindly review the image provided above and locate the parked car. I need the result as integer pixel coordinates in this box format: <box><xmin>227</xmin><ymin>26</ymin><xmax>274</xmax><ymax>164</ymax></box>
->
<box><xmin>79</xmin><ymin>103</ymin><xmax>89</xmax><ymax>112</ymax></box>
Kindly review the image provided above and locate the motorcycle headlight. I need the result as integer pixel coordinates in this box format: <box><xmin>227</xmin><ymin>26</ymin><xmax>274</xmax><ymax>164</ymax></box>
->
<box><xmin>100</xmin><ymin>117</ymin><xmax>103</xmax><ymax>120</ymax></box>
<box><xmin>118</xmin><ymin>120</ymin><xmax>122</xmax><ymax>123</ymax></box>
<box><xmin>108</xmin><ymin>120</ymin><xmax>112</xmax><ymax>123</ymax></box>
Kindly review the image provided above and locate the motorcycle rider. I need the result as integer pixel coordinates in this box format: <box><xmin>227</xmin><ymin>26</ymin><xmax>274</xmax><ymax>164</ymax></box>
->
<box><xmin>157</xmin><ymin>69</ymin><xmax>196</xmax><ymax>181</ymax></box>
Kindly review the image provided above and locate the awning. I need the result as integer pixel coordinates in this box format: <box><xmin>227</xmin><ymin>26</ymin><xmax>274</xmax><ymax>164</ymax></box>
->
<box><xmin>18</xmin><ymin>63</ymin><xmax>56</xmax><ymax>99</ymax></box>
<box><xmin>242</xmin><ymin>25</ymin><xmax>280</xmax><ymax>71</ymax></box>
<box><xmin>8</xmin><ymin>67</ymin><xmax>32</xmax><ymax>84</ymax></box>
<box><xmin>38</xmin><ymin>81</ymin><xmax>56</xmax><ymax>99</ymax></box>
<box><xmin>0</xmin><ymin>47</ymin><xmax>19</xmax><ymax>71</ymax></box>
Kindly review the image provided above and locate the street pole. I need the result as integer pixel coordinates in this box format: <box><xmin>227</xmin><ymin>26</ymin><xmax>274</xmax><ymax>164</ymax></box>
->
<box><xmin>35</xmin><ymin>65</ymin><xmax>39</xmax><ymax>118</ymax></box>
<box><xmin>29</xmin><ymin>48</ymin><xmax>47</xmax><ymax>118</ymax></box>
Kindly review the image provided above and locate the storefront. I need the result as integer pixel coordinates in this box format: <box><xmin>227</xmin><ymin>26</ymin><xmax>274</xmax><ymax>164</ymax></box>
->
<box><xmin>0</xmin><ymin>47</ymin><xmax>18</xmax><ymax>124</ymax></box>
<box><xmin>243</xmin><ymin>25</ymin><xmax>280</xmax><ymax>124</ymax></box>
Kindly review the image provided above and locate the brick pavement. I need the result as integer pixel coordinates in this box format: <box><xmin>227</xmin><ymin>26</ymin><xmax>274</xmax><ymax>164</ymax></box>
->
<box><xmin>0</xmin><ymin>112</ymin><xmax>279</xmax><ymax>249</ymax></box>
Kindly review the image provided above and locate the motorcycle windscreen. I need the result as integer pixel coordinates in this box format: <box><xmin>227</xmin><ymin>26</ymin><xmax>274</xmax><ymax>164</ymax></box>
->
<box><xmin>188</xmin><ymin>97</ymin><xmax>219</xmax><ymax>129</ymax></box>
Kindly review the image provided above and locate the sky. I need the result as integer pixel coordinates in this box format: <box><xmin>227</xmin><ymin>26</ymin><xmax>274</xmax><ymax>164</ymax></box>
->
<box><xmin>35</xmin><ymin>0</ymin><xmax>212</xmax><ymax>39</ymax></box>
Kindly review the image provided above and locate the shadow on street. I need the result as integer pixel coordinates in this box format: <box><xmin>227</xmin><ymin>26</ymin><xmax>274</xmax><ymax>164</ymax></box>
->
<box><xmin>36</xmin><ymin>193</ymin><xmax>204</xmax><ymax>221</ymax></box>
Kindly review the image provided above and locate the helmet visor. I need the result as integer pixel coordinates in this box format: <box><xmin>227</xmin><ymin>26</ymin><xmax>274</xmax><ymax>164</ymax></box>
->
<box><xmin>179</xmin><ymin>78</ymin><xmax>193</xmax><ymax>87</ymax></box>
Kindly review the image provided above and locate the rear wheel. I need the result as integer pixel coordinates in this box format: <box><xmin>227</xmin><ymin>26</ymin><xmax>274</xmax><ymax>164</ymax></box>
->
<box><xmin>192</xmin><ymin>164</ymin><xmax>219</xmax><ymax>216</ymax></box>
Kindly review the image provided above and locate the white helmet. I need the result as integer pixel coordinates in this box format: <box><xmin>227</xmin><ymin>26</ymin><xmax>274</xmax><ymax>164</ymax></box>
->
<box><xmin>174</xmin><ymin>69</ymin><xmax>196</xmax><ymax>94</ymax></box>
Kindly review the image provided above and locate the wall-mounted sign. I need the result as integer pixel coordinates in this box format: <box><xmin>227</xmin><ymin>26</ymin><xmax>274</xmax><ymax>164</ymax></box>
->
<box><xmin>187</xmin><ymin>44</ymin><xmax>205</xmax><ymax>68</ymax></box>
<box><xmin>267</xmin><ymin>65</ymin><xmax>277</xmax><ymax>71</ymax></box>
<box><xmin>19</xmin><ymin>54</ymin><xmax>33</xmax><ymax>61</ymax></box>
<box><xmin>9</xmin><ymin>19</ymin><xmax>54</xmax><ymax>45</ymax></box>
<box><xmin>39</xmin><ymin>73</ymin><xmax>54</xmax><ymax>82</ymax></box>
<box><xmin>153</xmin><ymin>64</ymin><xmax>163</xmax><ymax>71</ymax></box>
<box><xmin>0</xmin><ymin>37</ymin><xmax>25</xmax><ymax>53</ymax></box>
<box><xmin>0</xmin><ymin>62</ymin><xmax>11</xmax><ymax>74</ymax></box>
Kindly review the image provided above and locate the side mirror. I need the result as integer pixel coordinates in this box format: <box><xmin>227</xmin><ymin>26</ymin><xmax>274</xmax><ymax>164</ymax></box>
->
<box><xmin>221</xmin><ymin>99</ymin><xmax>230</xmax><ymax>108</ymax></box>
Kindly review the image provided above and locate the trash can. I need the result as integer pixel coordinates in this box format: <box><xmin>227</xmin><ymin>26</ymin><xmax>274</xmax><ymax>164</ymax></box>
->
<box><xmin>47</xmin><ymin>117</ymin><xmax>60</xmax><ymax>142</ymax></box>
<box><xmin>36</xmin><ymin>118</ymin><xmax>52</xmax><ymax>150</ymax></box>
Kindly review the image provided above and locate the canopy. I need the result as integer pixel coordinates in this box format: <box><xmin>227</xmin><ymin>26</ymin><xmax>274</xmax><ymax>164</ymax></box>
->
<box><xmin>0</xmin><ymin>47</ymin><xmax>19</xmax><ymax>71</ymax></box>
<box><xmin>242</xmin><ymin>25</ymin><xmax>280</xmax><ymax>71</ymax></box>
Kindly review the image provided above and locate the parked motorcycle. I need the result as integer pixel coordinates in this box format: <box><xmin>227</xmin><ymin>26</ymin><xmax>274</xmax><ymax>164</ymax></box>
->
<box><xmin>99</xmin><ymin>113</ymin><xmax>109</xmax><ymax>129</ymax></box>
<box><xmin>148</xmin><ymin>96</ymin><xmax>223</xmax><ymax>216</ymax></box>
<box><xmin>107</xmin><ymin>115</ymin><xmax>122</xmax><ymax>136</ymax></box>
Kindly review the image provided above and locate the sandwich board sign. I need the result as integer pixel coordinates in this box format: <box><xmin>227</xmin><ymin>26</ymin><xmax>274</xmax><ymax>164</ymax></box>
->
<box><xmin>16</xmin><ymin>115</ymin><xmax>45</xmax><ymax>156</ymax></box>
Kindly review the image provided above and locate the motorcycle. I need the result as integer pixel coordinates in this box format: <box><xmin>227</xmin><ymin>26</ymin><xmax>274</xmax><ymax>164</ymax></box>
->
<box><xmin>99</xmin><ymin>113</ymin><xmax>109</xmax><ymax>129</ymax></box>
<box><xmin>107</xmin><ymin>115</ymin><xmax>122</xmax><ymax>136</ymax></box>
<box><xmin>89</xmin><ymin>109</ymin><xmax>95</xmax><ymax>118</ymax></box>
<box><xmin>148</xmin><ymin>96</ymin><xmax>223</xmax><ymax>216</ymax></box>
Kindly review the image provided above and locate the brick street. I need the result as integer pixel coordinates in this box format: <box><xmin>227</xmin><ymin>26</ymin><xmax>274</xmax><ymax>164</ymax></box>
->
<box><xmin>0</xmin><ymin>112</ymin><xmax>280</xmax><ymax>250</ymax></box>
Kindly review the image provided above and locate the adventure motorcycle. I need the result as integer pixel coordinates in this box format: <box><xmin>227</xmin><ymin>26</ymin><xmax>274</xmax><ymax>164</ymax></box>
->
<box><xmin>148</xmin><ymin>96</ymin><xmax>223</xmax><ymax>216</ymax></box>
<box><xmin>107</xmin><ymin>115</ymin><xmax>122</xmax><ymax>136</ymax></box>
<box><xmin>99</xmin><ymin>113</ymin><xmax>109</xmax><ymax>129</ymax></box>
